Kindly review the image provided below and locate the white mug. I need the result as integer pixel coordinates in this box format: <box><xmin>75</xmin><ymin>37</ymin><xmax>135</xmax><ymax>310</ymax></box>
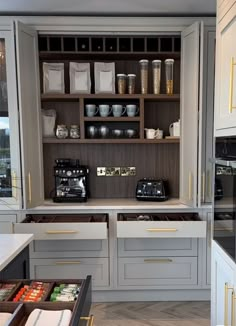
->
<box><xmin>112</xmin><ymin>104</ymin><xmax>126</xmax><ymax>117</ymax></box>
<box><xmin>99</xmin><ymin>104</ymin><xmax>111</xmax><ymax>117</ymax></box>
<box><xmin>85</xmin><ymin>104</ymin><xmax>98</xmax><ymax>117</ymax></box>
<box><xmin>145</xmin><ymin>128</ymin><xmax>163</xmax><ymax>139</ymax></box>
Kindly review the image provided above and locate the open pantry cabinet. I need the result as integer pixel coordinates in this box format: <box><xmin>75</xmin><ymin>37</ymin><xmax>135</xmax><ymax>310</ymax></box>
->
<box><xmin>7</xmin><ymin>17</ymin><xmax>215</xmax><ymax>208</ymax></box>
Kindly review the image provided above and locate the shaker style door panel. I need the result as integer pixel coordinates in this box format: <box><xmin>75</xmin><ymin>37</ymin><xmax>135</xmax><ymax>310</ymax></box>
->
<box><xmin>118</xmin><ymin>257</ymin><xmax>198</xmax><ymax>287</ymax></box>
<box><xmin>215</xmin><ymin>4</ymin><xmax>236</xmax><ymax>135</ymax></box>
<box><xmin>180</xmin><ymin>22</ymin><xmax>200</xmax><ymax>207</ymax></box>
<box><xmin>0</xmin><ymin>30</ymin><xmax>21</xmax><ymax>207</ymax></box>
<box><xmin>15</xmin><ymin>21</ymin><xmax>44</xmax><ymax>208</ymax></box>
<box><xmin>198</xmin><ymin>27</ymin><xmax>215</xmax><ymax>205</ymax></box>
<box><xmin>30</xmin><ymin>258</ymin><xmax>109</xmax><ymax>287</ymax></box>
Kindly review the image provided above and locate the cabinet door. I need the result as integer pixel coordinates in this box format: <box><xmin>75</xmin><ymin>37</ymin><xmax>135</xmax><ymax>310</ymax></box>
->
<box><xmin>215</xmin><ymin>3</ymin><xmax>236</xmax><ymax>135</ymax></box>
<box><xmin>14</xmin><ymin>21</ymin><xmax>44</xmax><ymax>208</ymax></box>
<box><xmin>180</xmin><ymin>22</ymin><xmax>200</xmax><ymax>207</ymax></box>
<box><xmin>198</xmin><ymin>28</ymin><xmax>215</xmax><ymax>206</ymax></box>
<box><xmin>211</xmin><ymin>241</ymin><xmax>236</xmax><ymax>326</ymax></box>
<box><xmin>0</xmin><ymin>30</ymin><xmax>21</xmax><ymax>207</ymax></box>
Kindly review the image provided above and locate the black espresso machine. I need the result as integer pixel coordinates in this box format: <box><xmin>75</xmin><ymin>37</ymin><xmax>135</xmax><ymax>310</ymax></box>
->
<box><xmin>53</xmin><ymin>159</ymin><xmax>89</xmax><ymax>202</ymax></box>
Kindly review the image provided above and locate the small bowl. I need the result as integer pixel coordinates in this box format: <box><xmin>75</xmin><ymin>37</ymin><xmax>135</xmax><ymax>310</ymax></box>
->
<box><xmin>112</xmin><ymin>129</ymin><xmax>123</xmax><ymax>138</ymax></box>
<box><xmin>124</xmin><ymin>129</ymin><xmax>136</xmax><ymax>138</ymax></box>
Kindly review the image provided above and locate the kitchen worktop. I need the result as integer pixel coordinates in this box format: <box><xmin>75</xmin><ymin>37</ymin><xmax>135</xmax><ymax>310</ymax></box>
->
<box><xmin>32</xmin><ymin>198</ymin><xmax>206</xmax><ymax>211</ymax></box>
<box><xmin>0</xmin><ymin>234</ymin><xmax>33</xmax><ymax>271</ymax></box>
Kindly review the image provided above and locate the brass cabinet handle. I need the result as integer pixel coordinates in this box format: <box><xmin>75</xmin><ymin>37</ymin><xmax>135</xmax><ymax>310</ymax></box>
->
<box><xmin>55</xmin><ymin>261</ymin><xmax>81</xmax><ymax>265</ymax></box>
<box><xmin>188</xmin><ymin>172</ymin><xmax>192</xmax><ymax>201</ymax></box>
<box><xmin>81</xmin><ymin>315</ymin><xmax>94</xmax><ymax>326</ymax></box>
<box><xmin>46</xmin><ymin>230</ymin><xmax>78</xmax><ymax>234</ymax></box>
<box><xmin>146</xmin><ymin>228</ymin><xmax>177</xmax><ymax>232</ymax></box>
<box><xmin>28</xmin><ymin>172</ymin><xmax>32</xmax><ymax>204</ymax></box>
<box><xmin>11</xmin><ymin>171</ymin><xmax>17</xmax><ymax>200</ymax></box>
<box><xmin>144</xmin><ymin>259</ymin><xmax>172</xmax><ymax>263</ymax></box>
<box><xmin>207</xmin><ymin>170</ymin><xmax>211</xmax><ymax>199</ymax></box>
<box><xmin>225</xmin><ymin>283</ymin><xmax>234</xmax><ymax>326</ymax></box>
<box><xmin>202</xmin><ymin>172</ymin><xmax>205</xmax><ymax>202</ymax></box>
<box><xmin>232</xmin><ymin>291</ymin><xmax>235</xmax><ymax>326</ymax></box>
<box><xmin>229</xmin><ymin>57</ymin><xmax>236</xmax><ymax>113</ymax></box>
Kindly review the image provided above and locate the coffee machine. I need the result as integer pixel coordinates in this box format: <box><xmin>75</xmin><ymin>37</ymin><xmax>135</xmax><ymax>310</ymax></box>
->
<box><xmin>53</xmin><ymin>159</ymin><xmax>89</xmax><ymax>202</ymax></box>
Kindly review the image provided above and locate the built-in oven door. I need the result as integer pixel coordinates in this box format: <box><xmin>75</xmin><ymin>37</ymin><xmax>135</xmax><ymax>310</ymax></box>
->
<box><xmin>214</xmin><ymin>161</ymin><xmax>236</xmax><ymax>261</ymax></box>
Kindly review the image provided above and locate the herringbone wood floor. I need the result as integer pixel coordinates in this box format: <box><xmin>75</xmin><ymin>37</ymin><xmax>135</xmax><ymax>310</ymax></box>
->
<box><xmin>91</xmin><ymin>301</ymin><xmax>210</xmax><ymax>326</ymax></box>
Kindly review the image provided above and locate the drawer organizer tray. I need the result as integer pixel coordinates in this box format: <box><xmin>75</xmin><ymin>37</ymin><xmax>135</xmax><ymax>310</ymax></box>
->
<box><xmin>0</xmin><ymin>276</ymin><xmax>91</xmax><ymax>326</ymax></box>
<box><xmin>23</xmin><ymin>214</ymin><xmax>108</xmax><ymax>223</ymax></box>
<box><xmin>118</xmin><ymin>212</ymin><xmax>201</xmax><ymax>221</ymax></box>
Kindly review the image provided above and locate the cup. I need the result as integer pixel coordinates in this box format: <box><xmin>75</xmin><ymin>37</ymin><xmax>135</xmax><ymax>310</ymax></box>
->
<box><xmin>145</xmin><ymin>128</ymin><xmax>157</xmax><ymax>139</ymax></box>
<box><xmin>112</xmin><ymin>104</ymin><xmax>126</xmax><ymax>117</ymax></box>
<box><xmin>87</xmin><ymin>125</ymin><xmax>98</xmax><ymax>138</ymax></box>
<box><xmin>155</xmin><ymin>129</ymin><xmax>163</xmax><ymax>139</ymax></box>
<box><xmin>85</xmin><ymin>104</ymin><xmax>98</xmax><ymax>117</ymax></box>
<box><xmin>99</xmin><ymin>104</ymin><xmax>111</xmax><ymax>117</ymax></box>
<box><xmin>126</xmin><ymin>104</ymin><xmax>139</xmax><ymax>117</ymax></box>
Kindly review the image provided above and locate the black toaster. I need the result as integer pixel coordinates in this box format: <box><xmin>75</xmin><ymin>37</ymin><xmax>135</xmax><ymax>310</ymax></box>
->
<box><xmin>136</xmin><ymin>178</ymin><xmax>169</xmax><ymax>201</ymax></box>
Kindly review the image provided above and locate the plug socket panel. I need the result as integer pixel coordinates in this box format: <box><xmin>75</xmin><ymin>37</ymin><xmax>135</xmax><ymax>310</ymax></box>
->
<box><xmin>97</xmin><ymin>166</ymin><xmax>136</xmax><ymax>176</ymax></box>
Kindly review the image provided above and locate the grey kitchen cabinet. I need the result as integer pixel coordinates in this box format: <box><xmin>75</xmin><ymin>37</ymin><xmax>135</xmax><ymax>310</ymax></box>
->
<box><xmin>0</xmin><ymin>214</ymin><xmax>16</xmax><ymax>233</ymax></box>
<box><xmin>214</xmin><ymin>0</ymin><xmax>236</xmax><ymax>136</ymax></box>
<box><xmin>211</xmin><ymin>241</ymin><xmax>236</xmax><ymax>326</ymax></box>
<box><xmin>180</xmin><ymin>22</ymin><xmax>215</xmax><ymax>207</ymax></box>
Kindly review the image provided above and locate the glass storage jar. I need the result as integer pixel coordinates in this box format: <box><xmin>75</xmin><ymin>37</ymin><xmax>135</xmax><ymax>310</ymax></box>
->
<box><xmin>152</xmin><ymin>60</ymin><xmax>161</xmax><ymax>94</ymax></box>
<box><xmin>139</xmin><ymin>59</ymin><xmax>149</xmax><ymax>94</ymax></box>
<box><xmin>127</xmin><ymin>74</ymin><xmax>136</xmax><ymax>94</ymax></box>
<box><xmin>70</xmin><ymin>125</ymin><xmax>80</xmax><ymax>139</ymax></box>
<box><xmin>117</xmin><ymin>74</ymin><xmax>127</xmax><ymax>94</ymax></box>
<box><xmin>56</xmin><ymin>125</ymin><xmax>68</xmax><ymax>139</ymax></box>
<box><xmin>165</xmin><ymin>59</ymin><xmax>174</xmax><ymax>95</ymax></box>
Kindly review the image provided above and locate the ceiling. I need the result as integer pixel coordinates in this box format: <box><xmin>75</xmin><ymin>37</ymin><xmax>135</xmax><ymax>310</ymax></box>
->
<box><xmin>0</xmin><ymin>0</ymin><xmax>216</xmax><ymax>16</ymax></box>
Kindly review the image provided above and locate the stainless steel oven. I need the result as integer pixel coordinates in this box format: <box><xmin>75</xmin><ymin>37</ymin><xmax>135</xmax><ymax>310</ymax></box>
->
<box><xmin>213</xmin><ymin>137</ymin><xmax>236</xmax><ymax>261</ymax></box>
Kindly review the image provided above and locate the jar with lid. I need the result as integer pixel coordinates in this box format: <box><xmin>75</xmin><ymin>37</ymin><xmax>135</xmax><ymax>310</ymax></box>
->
<box><xmin>70</xmin><ymin>125</ymin><xmax>80</xmax><ymax>139</ymax></box>
<box><xmin>127</xmin><ymin>74</ymin><xmax>136</xmax><ymax>94</ymax></box>
<box><xmin>152</xmin><ymin>60</ymin><xmax>161</xmax><ymax>94</ymax></box>
<box><xmin>165</xmin><ymin>59</ymin><xmax>174</xmax><ymax>95</ymax></box>
<box><xmin>117</xmin><ymin>74</ymin><xmax>127</xmax><ymax>94</ymax></box>
<box><xmin>56</xmin><ymin>125</ymin><xmax>68</xmax><ymax>139</ymax></box>
<box><xmin>139</xmin><ymin>59</ymin><xmax>149</xmax><ymax>94</ymax></box>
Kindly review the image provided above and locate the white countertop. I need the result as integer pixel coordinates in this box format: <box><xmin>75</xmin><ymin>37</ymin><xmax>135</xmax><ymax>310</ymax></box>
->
<box><xmin>0</xmin><ymin>234</ymin><xmax>33</xmax><ymax>271</ymax></box>
<box><xmin>33</xmin><ymin>198</ymin><xmax>195</xmax><ymax>211</ymax></box>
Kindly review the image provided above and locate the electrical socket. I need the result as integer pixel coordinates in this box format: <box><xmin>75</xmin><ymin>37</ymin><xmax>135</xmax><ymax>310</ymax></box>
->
<box><xmin>106</xmin><ymin>167</ymin><xmax>120</xmax><ymax>176</ymax></box>
<box><xmin>121</xmin><ymin>167</ymin><xmax>136</xmax><ymax>176</ymax></box>
<box><xmin>97</xmin><ymin>167</ymin><xmax>106</xmax><ymax>176</ymax></box>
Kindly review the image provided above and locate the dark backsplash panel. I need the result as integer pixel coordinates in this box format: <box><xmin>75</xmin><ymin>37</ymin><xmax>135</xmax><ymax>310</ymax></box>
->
<box><xmin>43</xmin><ymin>143</ymin><xmax>179</xmax><ymax>199</ymax></box>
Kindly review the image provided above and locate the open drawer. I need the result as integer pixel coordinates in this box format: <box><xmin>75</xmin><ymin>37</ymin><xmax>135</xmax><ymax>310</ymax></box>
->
<box><xmin>117</xmin><ymin>212</ymin><xmax>206</xmax><ymax>238</ymax></box>
<box><xmin>14</xmin><ymin>214</ymin><xmax>108</xmax><ymax>240</ymax></box>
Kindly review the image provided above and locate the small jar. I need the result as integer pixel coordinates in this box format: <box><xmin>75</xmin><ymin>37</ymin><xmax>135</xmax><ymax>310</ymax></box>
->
<box><xmin>165</xmin><ymin>59</ymin><xmax>174</xmax><ymax>95</ymax></box>
<box><xmin>139</xmin><ymin>59</ymin><xmax>149</xmax><ymax>94</ymax></box>
<box><xmin>127</xmin><ymin>74</ymin><xmax>136</xmax><ymax>94</ymax></box>
<box><xmin>70</xmin><ymin>125</ymin><xmax>80</xmax><ymax>139</ymax></box>
<box><xmin>56</xmin><ymin>125</ymin><xmax>68</xmax><ymax>139</ymax></box>
<box><xmin>117</xmin><ymin>74</ymin><xmax>127</xmax><ymax>94</ymax></box>
<box><xmin>152</xmin><ymin>60</ymin><xmax>161</xmax><ymax>94</ymax></box>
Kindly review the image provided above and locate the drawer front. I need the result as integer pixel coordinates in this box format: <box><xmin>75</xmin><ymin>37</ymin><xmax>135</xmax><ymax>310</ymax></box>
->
<box><xmin>218</xmin><ymin>0</ymin><xmax>236</xmax><ymax>22</ymax></box>
<box><xmin>31</xmin><ymin>239</ymin><xmax>108</xmax><ymax>258</ymax></box>
<box><xmin>118</xmin><ymin>238</ymin><xmax>198</xmax><ymax>257</ymax></box>
<box><xmin>14</xmin><ymin>222</ymin><xmax>108</xmax><ymax>240</ymax></box>
<box><xmin>0</xmin><ymin>222</ymin><xmax>13</xmax><ymax>233</ymax></box>
<box><xmin>118</xmin><ymin>257</ymin><xmax>197</xmax><ymax>286</ymax></box>
<box><xmin>30</xmin><ymin>258</ymin><xmax>109</xmax><ymax>287</ymax></box>
<box><xmin>0</xmin><ymin>215</ymin><xmax>16</xmax><ymax>223</ymax></box>
<box><xmin>117</xmin><ymin>221</ymin><xmax>206</xmax><ymax>238</ymax></box>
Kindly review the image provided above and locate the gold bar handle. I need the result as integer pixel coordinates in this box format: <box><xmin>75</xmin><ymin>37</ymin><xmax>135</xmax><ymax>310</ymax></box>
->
<box><xmin>28</xmin><ymin>172</ymin><xmax>32</xmax><ymax>204</ymax></box>
<box><xmin>46</xmin><ymin>230</ymin><xmax>78</xmax><ymax>234</ymax></box>
<box><xmin>55</xmin><ymin>261</ymin><xmax>81</xmax><ymax>265</ymax></box>
<box><xmin>229</xmin><ymin>57</ymin><xmax>236</xmax><ymax>113</ymax></box>
<box><xmin>188</xmin><ymin>172</ymin><xmax>192</xmax><ymax>201</ymax></box>
<box><xmin>144</xmin><ymin>259</ymin><xmax>172</xmax><ymax>263</ymax></box>
<box><xmin>232</xmin><ymin>290</ymin><xmax>235</xmax><ymax>326</ymax></box>
<box><xmin>80</xmin><ymin>315</ymin><xmax>94</xmax><ymax>326</ymax></box>
<box><xmin>11</xmin><ymin>171</ymin><xmax>17</xmax><ymax>200</ymax></box>
<box><xmin>146</xmin><ymin>228</ymin><xmax>177</xmax><ymax>232</ymax></box>
<box><xmin>225</xmin><ymin>283</ymin><xmax>234</xmax><ymax>326</ymax></box>
<box><xmin>207</xmin><ymin>170</ymin><xmax>211</xmax><ymax>199</ymax></box>
<box><xmin>202</xmin><ymin>172</ymin><xmax>205</xmax><ymax>202</ymax></box>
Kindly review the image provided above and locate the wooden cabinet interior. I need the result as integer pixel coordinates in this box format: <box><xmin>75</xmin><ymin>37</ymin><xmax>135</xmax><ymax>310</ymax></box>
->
<box><xmin>39</xmin><ymin>34</ymin><xmax>180</xmax><ymax>200</ymax></box>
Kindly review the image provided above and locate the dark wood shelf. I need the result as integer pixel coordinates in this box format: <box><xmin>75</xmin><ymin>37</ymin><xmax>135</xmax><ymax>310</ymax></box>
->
<box><xmin>84</xmin><ymin>117</ymin><xmax>140</xmax><ymax>122</ymax></box>
<box><xmin>43</xmin><ymin>137</ymin><xmax>180</xmax><ymax>144</ymax></box>
<box><xmin>41</xmin><ymin>94</ymin><xmax>180</xmax><ymax>101</ymax></box>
